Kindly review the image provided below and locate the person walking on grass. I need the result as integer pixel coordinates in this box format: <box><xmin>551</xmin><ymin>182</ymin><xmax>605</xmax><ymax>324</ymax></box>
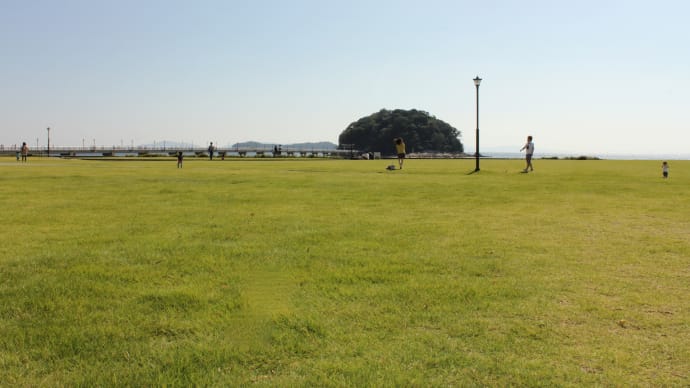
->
<box><xmin>662</xmin><ymin>161</ymin><xmax>669</xmax><ymax>179</ymax></box>
<box><xmin>177</xmin><ymin>151</ymin><xmax>184</xmax><ymax>168</ymax></box>
<box><xmin>520</xmin><ymin>135</ymin><xmax>534</xmax><ymax>172</ymax></box>
<box><xmin>394</xmin><ymin>137</ymin><xmax>406</xmax><ymax>170</ymax></box>
<box><xmin>20</xmin><ymin>142</ymin><xmax>29</xmax><ymax>162</ymax></box>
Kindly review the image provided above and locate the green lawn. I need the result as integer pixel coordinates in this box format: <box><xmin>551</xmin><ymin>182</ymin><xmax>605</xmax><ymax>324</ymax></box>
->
<box><xmin>1</xmin><ymin>157</ymin><xmax>688</xmax><ymax>386</ymax></box>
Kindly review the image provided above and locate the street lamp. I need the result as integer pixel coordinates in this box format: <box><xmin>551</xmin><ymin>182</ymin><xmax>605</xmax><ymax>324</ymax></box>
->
<box><xmin>47</xmin><ymin>127</ymin><xmax>50</xmax><ymax>157</ymax></box>
<box><xmin>473</xmin><ymin>76</ymin><xmax>482</xmax><ymax>172</ymax></box>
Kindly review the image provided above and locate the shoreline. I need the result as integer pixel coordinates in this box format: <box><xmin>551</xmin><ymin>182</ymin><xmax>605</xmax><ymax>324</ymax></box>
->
<box><xmin>482</xmin><ymin>152</ymin><xmax>690</xmax><ymax>161</ymax></box>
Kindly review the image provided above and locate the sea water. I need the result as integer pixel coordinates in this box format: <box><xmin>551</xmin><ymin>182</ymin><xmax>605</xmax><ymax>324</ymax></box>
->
<box><xmin>486</xmin><ymin>152</ymin><xmax>690</xmax><ymax>160</ymax></box>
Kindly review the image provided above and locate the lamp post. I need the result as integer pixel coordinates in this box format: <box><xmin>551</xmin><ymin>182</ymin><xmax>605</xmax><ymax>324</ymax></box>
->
<box><xmin>47</xmin><ymin>127</ymin><xmax>50</xmax><ymax>157</ymax></box>
<box><xmin>473</xmin><ymin>76</ymin><xmax>482</xmax><ymax>172</ymax></box>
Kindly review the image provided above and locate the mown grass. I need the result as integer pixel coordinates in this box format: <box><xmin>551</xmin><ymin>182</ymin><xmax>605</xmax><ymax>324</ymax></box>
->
<box><xmin>0</xmin><ymin>157</ymin><xmax>688</xmax><ymax>386</ymax></box>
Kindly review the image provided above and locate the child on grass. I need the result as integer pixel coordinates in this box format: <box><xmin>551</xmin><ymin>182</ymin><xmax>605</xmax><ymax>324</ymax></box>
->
<box><xmin>662</xmin><ymin>161</ymin><xmax>669</xmax><ymax>179</ymax></box>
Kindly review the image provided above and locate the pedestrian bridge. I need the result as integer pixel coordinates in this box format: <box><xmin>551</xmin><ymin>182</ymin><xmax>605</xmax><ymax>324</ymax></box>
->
<box><xmin>0</xmin><ymin>145</ymin><xmax>360</xmax><ymax>159</ymax></box>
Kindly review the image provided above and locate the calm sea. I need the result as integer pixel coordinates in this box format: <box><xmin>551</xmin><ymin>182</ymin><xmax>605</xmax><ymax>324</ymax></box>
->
<box><xmin>487</xmin><ymin>152</ymin><xmax>690</xmax><ymax>161</ymax></box>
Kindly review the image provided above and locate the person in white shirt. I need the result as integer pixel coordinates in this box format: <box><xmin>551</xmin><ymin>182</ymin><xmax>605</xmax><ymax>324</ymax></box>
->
<box><xmin>662</xmin><ymin>161</ymin><xmax>669</xmax><ymax>179</ymax></box>
<box><xmin>520</xmin><ymin>135</ymin><xmax>534</xmax><ymax>172</ymax></box>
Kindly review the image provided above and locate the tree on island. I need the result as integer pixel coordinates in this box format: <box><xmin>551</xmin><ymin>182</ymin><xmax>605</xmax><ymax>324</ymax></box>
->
<box><xmin>338</xmin><ymin>109</ymin><xmax>464</xmax><ymax>154</ymax></box>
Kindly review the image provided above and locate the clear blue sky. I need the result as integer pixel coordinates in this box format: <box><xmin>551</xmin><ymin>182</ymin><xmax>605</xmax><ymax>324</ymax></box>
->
<box><xmin>1</xmin><ymin>0</ymin><xmax>688</xmax><ymax>155</ymax></box>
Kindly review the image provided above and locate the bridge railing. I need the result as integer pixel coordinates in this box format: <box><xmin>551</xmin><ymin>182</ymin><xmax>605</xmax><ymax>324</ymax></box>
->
<box><xmin>0</xmin><ymin>145</ymin><xmax>362</xmax><ymax>158</ymax></box>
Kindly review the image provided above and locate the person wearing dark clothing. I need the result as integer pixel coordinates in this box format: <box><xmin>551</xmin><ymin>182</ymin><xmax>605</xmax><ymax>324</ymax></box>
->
<box><xmin>20</xmin><ymin>142</ymin><xmax>29</xmax><ymax>162</ymax></box>
<box><xmin>208</xmin><ymin>142</ymin><xmax>215</xmax><ymax>161</ymax></box>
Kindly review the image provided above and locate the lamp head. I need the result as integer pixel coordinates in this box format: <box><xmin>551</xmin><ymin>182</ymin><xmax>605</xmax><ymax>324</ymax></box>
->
<box><xmin>473</xmin><ymin>76</ymin><xmax>482</xmax><ymax>87</ymax></box>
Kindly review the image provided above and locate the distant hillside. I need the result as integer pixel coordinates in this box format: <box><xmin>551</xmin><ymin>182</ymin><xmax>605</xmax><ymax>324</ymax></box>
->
<box><xmin>231</xmin><ymin>141</ymin><xmax>337</xmax><ymax>149</ymax></box>
<box><xmin>139</xmin><ymin>141</ymin><xmax>194</xmax><ymax>148</ymax></box>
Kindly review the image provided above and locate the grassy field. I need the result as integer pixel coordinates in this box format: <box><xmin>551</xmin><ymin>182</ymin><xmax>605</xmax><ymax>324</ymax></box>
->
<box><xmin>0</xmin><ymin>156</ymin><xmax>688</xmax><ymax>386</ymax></box>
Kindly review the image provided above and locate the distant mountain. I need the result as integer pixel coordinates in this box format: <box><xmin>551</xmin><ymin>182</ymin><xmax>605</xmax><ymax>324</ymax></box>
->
<box><xmin>139</xmin><ymin>141</ymin><xmax>194</xmax><ymax>148</ymax></box>
<box><xmin>230</xmin><ymin>141</ymin><xmax>337</xmax><ymax>149</ymax></box>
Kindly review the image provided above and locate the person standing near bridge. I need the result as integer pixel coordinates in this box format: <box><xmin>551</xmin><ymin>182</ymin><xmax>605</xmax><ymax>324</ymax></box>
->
<box><xmin>177</xmin><ymin>151</ymin><xmax>184</xmax><ymax>168</ymax></box>
<box><xmin>20</xmin><ymin>142</ymin><xmax>29</xmax><ymax>162</ymax></box>
<box><xmin>208</xmin><ymin>142</ymin><xmax>215</xmax><ymax>161</ymax></box>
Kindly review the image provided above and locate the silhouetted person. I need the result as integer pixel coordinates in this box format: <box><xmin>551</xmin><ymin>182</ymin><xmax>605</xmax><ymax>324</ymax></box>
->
<box><xmin>20</xmin><ymin>142</ymin><xmax>29</xmax><ymax>162</ymax></box>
